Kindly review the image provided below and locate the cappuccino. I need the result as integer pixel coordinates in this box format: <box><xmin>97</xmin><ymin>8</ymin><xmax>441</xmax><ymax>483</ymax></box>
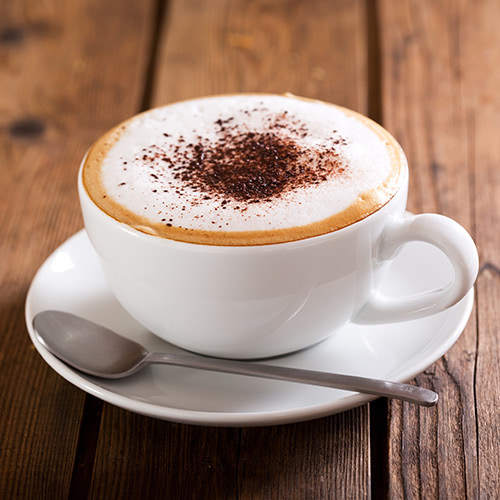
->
<box><xmin>83</xmin><ymin>94</ymin><xmax>404</xmax><ymax>245</ymax></box>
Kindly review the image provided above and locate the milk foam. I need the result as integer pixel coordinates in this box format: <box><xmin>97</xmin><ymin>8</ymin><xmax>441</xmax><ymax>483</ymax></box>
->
<box><xmin>94</xmin><ymin>95</ymin><xmax>398</xmax><ymax>234</ymax></box>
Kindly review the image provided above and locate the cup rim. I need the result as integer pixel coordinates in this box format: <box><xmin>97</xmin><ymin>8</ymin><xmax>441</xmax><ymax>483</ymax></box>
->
<box><xmin>79</xmin><ymin>94</ymin><xmax>409</xmax><ymax>251</ymax></box>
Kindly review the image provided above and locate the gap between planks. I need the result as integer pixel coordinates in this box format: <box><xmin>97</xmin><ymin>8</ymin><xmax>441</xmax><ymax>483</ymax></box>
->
<box><xmin>67</xmin><ymin>0</ymin><xmax>172</xmax><ymax>492</ymax></box>
<box><xmin>365</xmin><ymin>1</ymin><xmax>390</xmax><ymax>498</ymax></box>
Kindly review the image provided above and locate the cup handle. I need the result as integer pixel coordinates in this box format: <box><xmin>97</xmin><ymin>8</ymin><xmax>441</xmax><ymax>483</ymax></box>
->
<box><xmin>353</xmin><ymin>213</ymin><xmax>478</xmax><ymax>324</ymax></box>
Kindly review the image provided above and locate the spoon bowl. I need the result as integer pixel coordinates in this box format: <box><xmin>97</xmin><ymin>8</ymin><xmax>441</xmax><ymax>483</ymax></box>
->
<box><xmin>34</xmin><ymin>310</ymin><xmax>149</xmax><ymax>378</ymax></box>
<box><xmin>33</xmin><ymin>310</ymin><xmax>438</xmax><ymax>407</ymax></box>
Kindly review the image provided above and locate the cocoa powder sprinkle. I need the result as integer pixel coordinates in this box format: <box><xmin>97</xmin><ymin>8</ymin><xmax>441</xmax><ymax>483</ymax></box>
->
<box><xmin>133</xmin><ymin>109</ymin><xmax>348</xmax><ymax>206</ymax></box>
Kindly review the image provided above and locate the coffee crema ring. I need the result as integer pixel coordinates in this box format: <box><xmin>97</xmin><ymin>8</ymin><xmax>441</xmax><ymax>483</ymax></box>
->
<box><xmin>82</xmin><ymin>94</ymin><xmax>405</xmax><ymax>245</ymax></box>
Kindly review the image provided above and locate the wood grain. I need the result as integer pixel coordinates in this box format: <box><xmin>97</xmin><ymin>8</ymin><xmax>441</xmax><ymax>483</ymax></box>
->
<box><xmin>0</xmin><ymin>0</ymin><xmax>155</xmax><ymax>497</ymax></box>
<box><xmin>462</xmin><ymin>0</ymin><xmax>500</xmax><ymax>496</ymax></box>
<box><xmin>89</xmin><ymin>409</ymin><xmax>241</xmax><ymax>499</ymax></box>
<box><xmin>3</xmin><ymin>0</ymin><xmax>499</xmax><ymax>497</ymax></box>
<box><xmin>379</xmin><ymin>0</ymin><xmax>498</xmax><ymax>497</ymax></box>
<box><xmin>89</xmin><ymin>0</ymin><xmax>371</xmax><ymax>498</ymax></box>
<box><xmin>153</xmin><ymin>0</ymin><xmax>367</xmax><ymax>112</ymax></box>
<box><xmin>237</xmin><ymin>408</ymin><xmax>369</xmax><ymax>499</ymax></box>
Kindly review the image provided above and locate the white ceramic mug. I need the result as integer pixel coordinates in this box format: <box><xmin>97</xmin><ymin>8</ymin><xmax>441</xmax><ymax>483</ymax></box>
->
<box><xmin>78</xmin><ymin>152</ymin><xmax>478</xmax><ymax>359</ymax></box>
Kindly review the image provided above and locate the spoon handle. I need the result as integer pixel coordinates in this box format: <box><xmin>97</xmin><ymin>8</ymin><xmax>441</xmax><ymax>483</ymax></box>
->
<box><xmin>146</xmin><ymin>352</ymin><xmax>437</xmax><ymax>406</ymax></box>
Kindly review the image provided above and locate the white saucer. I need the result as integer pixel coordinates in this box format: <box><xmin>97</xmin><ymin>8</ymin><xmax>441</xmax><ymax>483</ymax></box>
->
<box><xmin>26</xmin><ymin>230</ymin><xmax>474</xmax><ymax>427</ymax></box>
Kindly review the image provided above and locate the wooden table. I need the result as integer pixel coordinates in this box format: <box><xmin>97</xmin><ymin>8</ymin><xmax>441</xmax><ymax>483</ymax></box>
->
<box><xmin>1</xmin><ymin>0</ymin><xmax>499</xmax><ymax>498</ymax></box>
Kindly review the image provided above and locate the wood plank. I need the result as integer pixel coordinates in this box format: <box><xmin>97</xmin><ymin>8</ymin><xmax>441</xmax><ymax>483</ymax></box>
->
<box><xmin>237</xmin><ymin>408</ymin><xmax>369</xmax><ymax>499</ymax></box>
<box><xmin>89</xmin><ymin>0</ymin><xmax>371</xmax><ymax>498</ymax></box>
<box><xmin>462</xmin><ymin>0</ymin><xmax>500</xmax><ymax>496</ymax></box>
<box><xmin>379</xmin><ymin>0</ymin><xmax>499</xmax><ymax>497</ymax></box>
<box><xmin>380</xmin><ymin>0</ymin><xmax>477</xmax><ymax>496</ymax></box>
<box><xmin>153</xmin><ymin>0</ymin><xmax>367</xmax><ymax>111</ymax></box>
<box><xmin>90</xmin><ymin>409</ymin><xmax>241</xmax><ymax>499</ymax></box>
<box><xmin>0</xmin><ymin>0</ymin><xmax>155</xmax><ymax>497</ymax></box>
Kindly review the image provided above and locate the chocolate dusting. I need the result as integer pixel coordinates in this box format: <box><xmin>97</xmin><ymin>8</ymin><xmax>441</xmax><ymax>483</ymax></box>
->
<box><xmin>136</xmin><ymin>109</ymin><xmax>348</xmax><ymax>205</ymax></box>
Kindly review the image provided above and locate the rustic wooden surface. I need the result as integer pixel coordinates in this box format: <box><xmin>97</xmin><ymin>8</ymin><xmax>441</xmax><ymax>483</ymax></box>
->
<box><xmin>380</xmin><ymin>1</ymin><xmax>499</xmax><ymax>498</ymax></box>
<box><xmin>0</xmin><ymin>0</ymin><xmax>498</xmax><ymax>498</ymax></box>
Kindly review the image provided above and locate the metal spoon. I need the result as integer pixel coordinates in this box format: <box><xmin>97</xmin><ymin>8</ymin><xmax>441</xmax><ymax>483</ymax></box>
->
<box><xmin>33</xmin><ymin>310</ymin><xmax>438</xmax><ymax>406</ymax></box>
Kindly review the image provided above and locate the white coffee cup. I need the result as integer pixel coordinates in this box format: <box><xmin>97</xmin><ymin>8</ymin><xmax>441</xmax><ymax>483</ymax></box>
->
<box><xmin>78</xmin><ymin>149</ymin><xmax>478</xmax><ymax>358</ymax></box>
